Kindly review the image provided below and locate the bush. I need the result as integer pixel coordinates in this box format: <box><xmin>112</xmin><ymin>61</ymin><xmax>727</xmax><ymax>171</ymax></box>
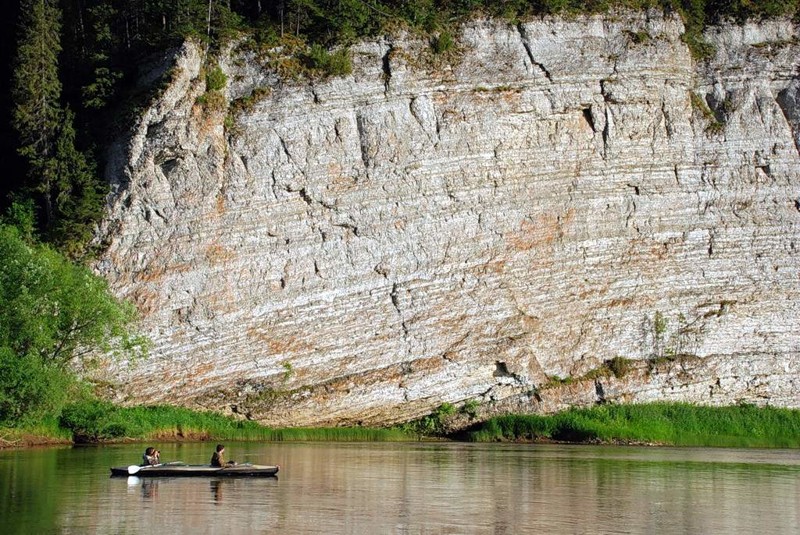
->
<box><xmin>461</xmin><ymin>399</ymin><xmax>480</xmax><ymax>418</ymax></box>
<box><xmin>432</xmin><ymin>31</ymin><xmax>455</xmax><ymax>54</ymax></box>
<box><xmin>0</xmin><ymin>348</ymin><xmax>75</xmax><ymax>426</ymax></box>
<box><xmin>205</xmin><ymin>65</ymin><xmax>228</xmax><ymax>92</ymax></box>
<box><xmin>606</xmin><ymin>356</ymin><xmax>635</xmax><ymax>378</ymax></box>
<box><xmin>59</xmin><ymin>399</ymin><xmax>132</xmax><ymax>442</ymax></box>
<box><xmin>303</xmin><ymin>44</ymin><xmax>353</xmax><ymax>77</ymax></box>
<box><xmin>402</xmin><ymin>402</ymin><xmax>458</xmax><ymax>437</ymax></box>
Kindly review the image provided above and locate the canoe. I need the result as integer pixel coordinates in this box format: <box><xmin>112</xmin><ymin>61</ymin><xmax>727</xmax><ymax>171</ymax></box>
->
<box><xmin>110</xmin><ymin>463</ymin><xmax>279</xmax><ymax>477</ymax></box>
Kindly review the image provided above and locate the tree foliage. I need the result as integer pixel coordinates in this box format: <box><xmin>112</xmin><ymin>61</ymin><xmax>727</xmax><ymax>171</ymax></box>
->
<box><xmin>49</xmin><ymin>109</ymin><xmax>107</xmax><ymax>257</ymax></box>
<box><xmin>11</xmin><ymin>0</ymin><xmax>63</xmax><ymax>225</ymax></box>
<box><xmin>12</xmin><ymin>0</ymin><xmax>108</xmax><ymax>257</ymax></box>
<box><xmin>0</xmin><ymin>213</ymin><xmax>142</xmax><ymax>425</ymax></box>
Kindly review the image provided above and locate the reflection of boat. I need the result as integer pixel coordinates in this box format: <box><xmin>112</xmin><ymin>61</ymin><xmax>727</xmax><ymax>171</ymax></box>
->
<box><xmin>110</xmin><ymin>464</ymin><xmax>279</xmax><ymax>478</ymax></box>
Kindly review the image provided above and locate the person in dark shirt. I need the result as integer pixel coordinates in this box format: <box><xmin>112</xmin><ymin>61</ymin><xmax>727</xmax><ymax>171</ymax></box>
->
<box><xmin>210</xmin><ymin>444</ymin><xmax>236</xmax><ymax>467</ymax></box>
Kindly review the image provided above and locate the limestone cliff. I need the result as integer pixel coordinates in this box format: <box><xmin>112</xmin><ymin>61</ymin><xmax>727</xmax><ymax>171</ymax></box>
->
<box><xmin>92</xmin><ymin>12</ymin><xmax>800</xmax><ymax>427</ymax></box>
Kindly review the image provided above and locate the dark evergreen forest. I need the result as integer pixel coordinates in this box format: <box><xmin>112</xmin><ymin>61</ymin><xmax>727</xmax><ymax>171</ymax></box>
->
<box><xmin>1</xmin><ymin>0</ymin><xmax>798</xmax><ymax>258</ymax></box>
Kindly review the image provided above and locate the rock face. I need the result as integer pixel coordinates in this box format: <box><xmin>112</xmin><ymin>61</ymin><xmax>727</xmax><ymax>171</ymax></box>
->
<box><xmin>93</xmin><ymin>12</ymin><xmax>800</xmax><ymax>427</ymax></box>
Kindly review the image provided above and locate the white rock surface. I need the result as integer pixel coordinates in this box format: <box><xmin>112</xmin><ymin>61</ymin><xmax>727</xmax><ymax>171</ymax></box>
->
<box><xmin>93</xmin><ymin>13</ymin><xmax>800</xmax><ymax>426</ymax></box>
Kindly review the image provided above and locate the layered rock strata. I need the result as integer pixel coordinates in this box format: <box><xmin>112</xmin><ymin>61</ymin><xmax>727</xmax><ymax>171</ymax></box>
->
<box><xmin>93</xmin><ymin>12</ymin><xmax>800</xmax><ymax>426</ymax></box>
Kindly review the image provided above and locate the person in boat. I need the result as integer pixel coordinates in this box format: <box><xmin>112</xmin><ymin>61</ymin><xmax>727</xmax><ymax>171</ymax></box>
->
<box><xmin>142</xmin><ymin>447</ymin><xmax>161</xmax><ymax>466</ymax></box>
<box><xmin>210</xmin><ymin>444</ymin><xmax>236</xmax><ymax>467</ymax></box>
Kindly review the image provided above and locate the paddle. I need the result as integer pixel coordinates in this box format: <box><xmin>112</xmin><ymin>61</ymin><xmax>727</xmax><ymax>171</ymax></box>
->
<box><xmin>217</xmin><ymin>462</ymin><xmax>252</xmax><ymax>470</ymax></box>
<box><xmin>127</xmin><ymin>464</ymin><xmax>152</xmax><ymax>474</ymax></box>
<box><xmin>127</xmin><ymin>461</ymin><xmax>184</xmax><ymax>474</ymax></box>
<box><xmin>128</xmin><ymin>464</ymin><xmax>161</xmax><ymax>476</ymax></box>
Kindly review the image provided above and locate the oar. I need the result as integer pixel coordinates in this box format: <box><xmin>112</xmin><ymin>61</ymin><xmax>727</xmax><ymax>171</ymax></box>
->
<box><xmin>218</xmin><ymin>462</ymin><xmax>251</xmax><ymax>470</ymax></box>
<box><xmin>127</xmin><ymin>464</ymin><xmax>147</xmax><ymax>474</ymax></box>
<box><xmin>128</xmin><ymin>461</ymin><xmax>184</xmax><ymax>474</ymax></box>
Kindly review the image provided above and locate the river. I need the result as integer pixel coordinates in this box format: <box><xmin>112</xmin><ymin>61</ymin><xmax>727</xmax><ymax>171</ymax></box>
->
<box><xmin>2</xmin><ymin>441</ymin><xmax>798</xmax><ymax>534</ymax></box>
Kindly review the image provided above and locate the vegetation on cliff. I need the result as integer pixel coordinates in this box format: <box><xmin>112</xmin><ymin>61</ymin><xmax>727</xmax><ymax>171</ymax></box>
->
<box><xmin>3</xmin><ymin>1</ymin><xmax>799</xmax><ymax>253</ymax></box>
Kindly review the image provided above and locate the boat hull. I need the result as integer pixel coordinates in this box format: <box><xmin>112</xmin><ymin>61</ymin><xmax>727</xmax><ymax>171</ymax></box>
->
<box><xmin>110</xmin><ymin>464</ymin><xmax>279</xmax><ymax>477</ymax></box>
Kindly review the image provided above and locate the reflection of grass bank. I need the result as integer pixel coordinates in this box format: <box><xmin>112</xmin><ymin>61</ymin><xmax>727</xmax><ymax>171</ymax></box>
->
<box><xmin>466</xmin><ymin>403</ymin><xmax>800</xmax><ymax>448</ymax></box>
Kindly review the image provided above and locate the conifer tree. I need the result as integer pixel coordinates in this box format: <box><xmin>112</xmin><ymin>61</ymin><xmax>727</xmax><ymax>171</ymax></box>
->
<box><xmin>12</xmin><ymin>0</ymin><xmax>64</xmax><ymax>227</ymax></box>
<box><xmin>80</xmin><ymin>2</ymin><xmax>123</xmax><ymax>110</ymax></box>
<box><xmin>12</xmin><ymin>0</ymin><xmax>107</xmax><ymax>257</ymax></box>
<box><xmin>51</xmin><ymin>109</ymin><xmax>106</xmax><ymax>257</ymax></box>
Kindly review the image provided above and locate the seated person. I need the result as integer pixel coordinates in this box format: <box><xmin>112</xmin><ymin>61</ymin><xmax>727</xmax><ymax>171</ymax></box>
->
<box><xmin>210</xmin><ymin>444</ymin><xmax>236</xmax><ymax>467</ymax></box>
<box><xmin>141</xmin><ymin>447</ymin><xmax>161</xmax><ymax>466</ymax></box>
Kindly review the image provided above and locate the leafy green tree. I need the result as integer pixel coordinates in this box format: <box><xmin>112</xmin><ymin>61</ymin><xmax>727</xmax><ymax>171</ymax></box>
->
<box><xmin>0</xmin><ymin>215</ymin><xmax>143</xmax><ymax>426</ymax></box>
<box><xmin>0</xmin><ymin>347</ymin><xmax>75</xmax><ymax>426</ymax></box>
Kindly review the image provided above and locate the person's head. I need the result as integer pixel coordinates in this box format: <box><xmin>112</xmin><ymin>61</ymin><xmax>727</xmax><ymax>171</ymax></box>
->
<box><xmin>216</xmin><ymin>444</ymin><xmax>225</xmax><ymax>453</ymax></box>
<box><xmin>145</xmin><ymin>447</ymin><xmax>155</xmax><ymax>455</ymax></box>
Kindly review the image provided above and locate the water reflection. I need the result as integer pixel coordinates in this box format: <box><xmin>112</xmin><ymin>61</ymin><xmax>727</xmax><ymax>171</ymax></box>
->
<box><xmin>141</xmin><ymin>479</ymin><xmax>159</xmax><ymax>500</ymax></box>
<box><xmin>210</xmin><ymin>479</ymin><xmax>231</xmax><ymax>504</ymax></box>
<box><xmin>1</xmin><ymin>442</ymin><xmax>799</xmax><ymax>534</ymax></box>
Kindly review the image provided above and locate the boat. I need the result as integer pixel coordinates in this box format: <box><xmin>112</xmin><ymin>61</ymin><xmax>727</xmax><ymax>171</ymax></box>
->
<box><xmin>110</xmin><ymin>463</ymin><xmax>279</xmax><ymax>478</ymax></box>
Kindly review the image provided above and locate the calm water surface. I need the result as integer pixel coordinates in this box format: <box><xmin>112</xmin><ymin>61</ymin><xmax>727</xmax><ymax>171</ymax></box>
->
<box><xmin>2</xmin><ymin>442</ymin><xmax>799</xmax><ymax>534</ymax></box>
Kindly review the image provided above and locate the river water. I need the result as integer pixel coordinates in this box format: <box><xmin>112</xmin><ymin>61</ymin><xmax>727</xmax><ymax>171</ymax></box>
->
<box><xmin>2</xmin><ymin>441</ymin><xmax>798</xmax><ymax>534</ymax></box>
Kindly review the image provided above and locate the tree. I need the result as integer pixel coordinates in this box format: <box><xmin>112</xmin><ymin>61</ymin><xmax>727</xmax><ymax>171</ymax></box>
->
<box><xmin>80</xmin><ymin>1</ymin><xmax>124</xmax><ymax>110</ymax></box>
<box><xmin>12</xmin><ymin>0</ymin><xmax>108</xmax><ymax>258</ymax></box>
<box><xmin>11</xmin><ymin>0</ymin><xmax>63</xmax><ymax>227</ymax></box>
<box><xmin>50</xmin><ymin>109</ymin><xmax>107</xmax><ymax>257</ymax></box>
<box><xmin>0</xmin><ymin>347</ymin><xmax>74</xmax><ymax>426</ymax></box>
<box><xmin>0</xmin><ymin>215</ymin><xmax>144</xmax><ymax>425</ymax></box>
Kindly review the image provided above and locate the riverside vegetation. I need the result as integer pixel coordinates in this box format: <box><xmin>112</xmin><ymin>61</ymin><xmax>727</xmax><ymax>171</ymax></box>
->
<box><xmin>2</xmin><ymin>1</ymin><xmax>800</xmax><ymax>448</ymax></box>
<box><xmin>6</xmin><ymin>396</ymin><xmax>800</xmax><ymax>449</ymax></box>
<box><xmin>466</xmin><ymin>403</ymin><xmax>800</xmax><ymax>448</ymax></box>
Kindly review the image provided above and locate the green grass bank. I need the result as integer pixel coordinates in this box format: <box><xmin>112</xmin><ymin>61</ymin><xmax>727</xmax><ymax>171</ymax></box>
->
<box><xmin>58</xmin><ymin>400</ymin><xmax>415</xmax><ymax>443</ymax></box>
<box><xmin>1</xmin><ymin>400</ymin><xmax>414</xmax><ymax>448</ymax></box>
<box><xmin>466</xmin><ymin>403</ymin><xmax>800</xmax><ymax>448</ymax></box>
<box><xmin>5</xmin><ymin>401</ymin><xmax>800</xmax><ymax>450</ymax></box>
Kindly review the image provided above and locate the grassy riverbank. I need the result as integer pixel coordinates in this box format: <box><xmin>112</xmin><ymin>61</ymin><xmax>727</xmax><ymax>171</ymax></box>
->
<box><xmin>59</xmin><ymin>400</ymin><xmax>414</xmax><ymax>443</ymax></box>
<box><xmin>5</xmin><ymin>401</ymin><xmax>800</xmax><ymax>449</ymax></box>
<box><xmin>0</xmin><ymin>420</ymin><xmax>73</xmax><ymax>448</ymax></box>
<box><xmin>466</xmin><ymin>403</ymin><xmax>800</xmax><ymax>448</ymax></box>
<box><xmin>1</xmin><ymin>400</ymin><xmax>413</xmax><ymax>448</ymax></box>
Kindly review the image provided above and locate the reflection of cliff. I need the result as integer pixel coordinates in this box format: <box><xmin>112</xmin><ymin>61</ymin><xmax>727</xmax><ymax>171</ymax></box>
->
<box><xmin>89</xmin><ymin>444</ymin><xmax>800</xmax><ymax>533</ymax></box>
<box><xmin>93</xmin><ymin>12</ymin><xmax>800</xmax><ymax>426</ymax></box>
